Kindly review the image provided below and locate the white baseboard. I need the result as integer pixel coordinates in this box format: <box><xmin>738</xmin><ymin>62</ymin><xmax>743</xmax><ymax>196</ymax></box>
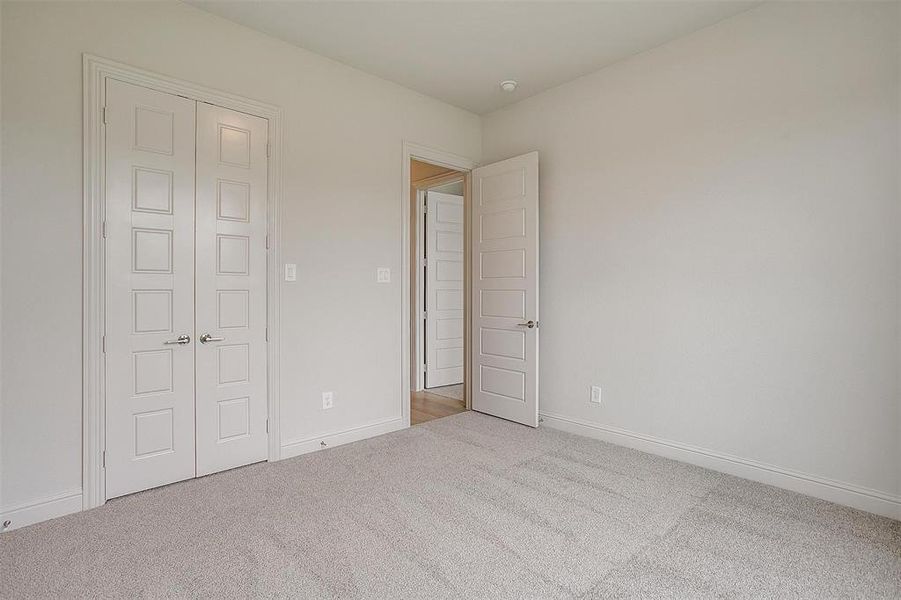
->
<box><xmin>280</xmin><ymin>416</ymin><xmax>406</xmax><ymax>460</ymax></box>
<box><xmin>1</xmin><ymin>489</ymin><xmax>83</xmax><ymax>532</ymax></box>
<box><xmin>539</xmin><ymin>412</ymin><xmax>900</xmax><ymax>521</ymax></box>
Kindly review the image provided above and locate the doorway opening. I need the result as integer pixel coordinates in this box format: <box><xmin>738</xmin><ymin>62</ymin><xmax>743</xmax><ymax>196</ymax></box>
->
<box><xmin>403</xmin><ymin>146</ymin><xmax>538</xmax><ymax>429</ymax></box>
<box><xmin>410</xmin><ymin>159</ymin><xmax>469</xmax><ymax>425</ymax></box>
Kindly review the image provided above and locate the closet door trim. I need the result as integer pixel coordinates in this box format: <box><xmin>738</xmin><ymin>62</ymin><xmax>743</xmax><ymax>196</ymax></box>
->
<box><xmin>83</xmin><ymin>54</ymin><xmax>284</xmax><ymax>511</ymax></box>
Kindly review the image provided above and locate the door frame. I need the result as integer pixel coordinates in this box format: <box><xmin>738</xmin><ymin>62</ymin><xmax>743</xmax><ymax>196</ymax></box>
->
<box><xmin>413</xmin><ymin>171</ymin><xmax>466</xmax><ymax>392</ymax></box>
<box><xmin>82</xmin><ymin>55</ymin><xmax>284</xmax><ymax>510</ymax></box>
<box><xmin>401</xmin><ymin>143</ymin><xmax>476</xmax><ymax>426</ymax></box>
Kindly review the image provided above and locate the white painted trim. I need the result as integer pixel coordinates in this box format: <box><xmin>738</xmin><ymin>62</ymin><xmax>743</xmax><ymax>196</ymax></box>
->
<box><xmin>401</xmin><ymin>142</ymin><xmax>476</xmax><ymax>427</ymax></box>
<box><xmin>280</xmin><ymin>417</ymin><xmax>405</xmax><ymax>459</ymax></box>
<box><xmin>540</xmin><ymin>411</ymin><xmax>901</xmax><ymax>520</ymax></box>
<box><xmin>83</xmin><ymin>54</ymin><xmax>284</xmax><ymax>512</ymax></box>
<box><xmin>82</xmin><ymin>54</ymin><xmax>105</xmax><ymax>513</ymax></box>
<box><xmin>414</xmin><ymin>188</ymin><xmax>426</xmax><ymax>392</ymax></box>
<box><xmin>1</xmin><ymin>490</ymin><xmax>83</xmax><ymax>532</ymax></box>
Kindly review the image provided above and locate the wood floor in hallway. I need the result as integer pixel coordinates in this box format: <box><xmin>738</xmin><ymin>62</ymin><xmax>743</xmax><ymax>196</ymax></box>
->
<box><xmin>411</xmin><ymin>385</ymin><xmax>466</xmax><ymax>425</ymax></box>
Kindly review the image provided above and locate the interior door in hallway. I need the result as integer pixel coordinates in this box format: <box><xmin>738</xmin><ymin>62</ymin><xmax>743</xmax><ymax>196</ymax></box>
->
<box><xmin>104</xmin><ymin>79</ymin><xmax>197</xmax><ymax>498</ymax></box>
<box><xmin>425</xmin><ymin>191</ymin><xmax>465</xmax><ymax>388</ymax></box>
<box><xmin>471</xmin><ymin>152</ymin><xmax>539</xmax><ymax>427</ymax></box>
<box><xmin>194</xmin><ymin>102</ymin><xmax>270</xmax><ymax>476</ymax></box>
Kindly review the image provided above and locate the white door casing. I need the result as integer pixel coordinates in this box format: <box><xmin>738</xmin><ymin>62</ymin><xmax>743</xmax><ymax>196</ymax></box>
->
<box><xmin>105</xmin><ymin>79</ymin><xmax>197</xmax><ymax>498</ymax></box>
<box><xmin>195</xmin><ymin>103</ymin><xmax>270</xmax><ymax>476</ymax></box>
<box><xmin>425</xmin><ymin>191</ymin><xmax>464</xmax><ymax>388</ymax></box>
<box><xmin>471</xmin><ymin>152</ymin><xmax>539</xmax><ymax>427</ymax></box>
<box><xmin>84</xmin><ymin>56</ymin><xmax>283</xmax><ymax>511</ymax></box>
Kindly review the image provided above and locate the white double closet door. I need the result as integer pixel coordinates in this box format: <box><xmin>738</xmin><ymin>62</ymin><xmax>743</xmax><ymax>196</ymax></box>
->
<box><xmin>105</xmin><ymin>79</ymin><xmax>269</xmax><ymax>499</ymax></box>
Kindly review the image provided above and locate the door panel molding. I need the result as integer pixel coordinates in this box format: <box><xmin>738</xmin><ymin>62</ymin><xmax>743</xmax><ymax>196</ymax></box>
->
<box><xmin>83</xmin><ymin>55</ymin><xmax>284</xmax><ymax>510</ymax></box>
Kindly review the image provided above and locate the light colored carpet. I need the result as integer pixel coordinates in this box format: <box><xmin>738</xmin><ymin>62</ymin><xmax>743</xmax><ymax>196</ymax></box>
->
<box><xmin>426</xmin><ymin>383</ymin><xmax>464</xmax><ymax>401</ymax></box>
<box><xmin>1</xmin><ymin>412</ymin><xmax>898</xmax><ymax>599</ymax></box>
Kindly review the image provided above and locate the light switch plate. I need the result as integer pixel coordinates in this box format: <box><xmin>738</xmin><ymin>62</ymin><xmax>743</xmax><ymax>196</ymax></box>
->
<box><xmin>285</xmin><ymin>264</ymin><xmax>297</xmax><ymax>282</ymax></box>
<box><xmin>322</xmin><ymin>391</ymin><xmax>333</xmax><ymax>410</ymax></box>
<box><xmin>377</xmin><ymin>267</ymin><xmax>391</xmax><ymax>283</ymax></box>
<box><xmin>590</xmin><ymin>385</ymin><xmax>602</xmax><ymax>404</ymax></box>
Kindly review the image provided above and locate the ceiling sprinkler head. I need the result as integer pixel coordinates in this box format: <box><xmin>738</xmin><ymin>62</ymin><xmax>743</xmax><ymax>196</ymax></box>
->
<box><xmin>500</xmin><ymin>80</ymin><xmax>518</xmax><ymax>93</ymax></box>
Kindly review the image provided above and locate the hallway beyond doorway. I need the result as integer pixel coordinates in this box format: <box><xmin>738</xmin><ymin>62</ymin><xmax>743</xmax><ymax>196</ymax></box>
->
<box><xmin>411</xmin><ymin>385</ymin><xmax>465</xmax><ymax>425</ymax></box>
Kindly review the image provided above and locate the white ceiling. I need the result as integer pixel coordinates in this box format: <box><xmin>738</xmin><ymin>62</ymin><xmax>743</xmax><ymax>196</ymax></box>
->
<box><xmin>188</xmin><ymin>1</ymin><xmax>758</xmax><ymax>115</ymax></box>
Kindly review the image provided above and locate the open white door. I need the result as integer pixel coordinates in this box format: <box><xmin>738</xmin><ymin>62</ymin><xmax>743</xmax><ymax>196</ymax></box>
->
<box><xmin>471</xmin><ymin>152</ymin><xmax>539</xmax><ymax>427</ymax></box>
<box><xmin>425</xmin><ymin>191</ymin><xmax>465</xmax><ymax>388</ymax></box>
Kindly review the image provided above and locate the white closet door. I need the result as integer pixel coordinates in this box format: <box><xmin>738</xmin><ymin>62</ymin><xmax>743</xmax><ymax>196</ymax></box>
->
<box><xmin>425</xmin><ymin>191</ymin><xmax>465</xmax><ymax>388</ymax></box>
<box><xmin>471</xmin><ymin>152</ymin><xmax>540</xmax><ymax>427</ymax></box>
<box><xmin>195</xmin><ymin>102</ymin><xmax>269</xmax><ymax>476</ymax></box>
<box><xmin>105</xmin><ymin>79</ymin><xmax>197</xmax><ymax>498</ymax></box>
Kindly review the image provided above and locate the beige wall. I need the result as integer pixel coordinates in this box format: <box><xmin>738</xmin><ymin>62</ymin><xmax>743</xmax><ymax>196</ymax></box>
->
<box><xmin>482</xmin><ymin>2</ymin><xmax>900</xmax><ymax>499</ymax></box>
<box><xmin>0</xmin><ymin>0</ymin><xmax>480</xmax><ymax>511</ymax></box>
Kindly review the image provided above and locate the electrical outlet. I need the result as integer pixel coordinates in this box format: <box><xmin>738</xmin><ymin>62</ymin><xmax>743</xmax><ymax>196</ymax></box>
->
<box><xmin>590</xmin><ymin>385</ymin><xmax>602</xmax><ymax>405</ymax></box>
<box><xmin>376</xmin><ymin>267</ymin><xmax>391</xmax><ymax>283</ymax></box>
<box><xmin>322</xmin><ymin>391</ymin><xmax>334</xmax><ymax>410</ymax></box>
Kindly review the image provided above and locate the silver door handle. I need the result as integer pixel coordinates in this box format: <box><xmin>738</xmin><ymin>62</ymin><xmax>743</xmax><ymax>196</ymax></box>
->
<box><xmin>517</xmin><ymin>320</ymin><xmax>538</xmax><ymax>329</ymax></box>
<box><xmin>200</xmin><ymin>333</ymin><xmax>224</xmax><ymax>344</ymax></box>
<box><xmin>164</xmin><ymin>334</ymin><xmax>191</xmax><ymax>345</ymax></box>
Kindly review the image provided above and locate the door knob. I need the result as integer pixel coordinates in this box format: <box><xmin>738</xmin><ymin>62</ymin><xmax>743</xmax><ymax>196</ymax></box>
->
<box><xmin>164</xmin><ymin>334</ymin><xmax>191</xmax><ymax>345</ymax></box>
<box><xmin>517</xmin><ymin>320</ymin><xmax>538</xmax><ymax>329</ymax></box>
<box><xmin>200</xmin><ymin>333</ymin><xmax>224</xmax><ymax>344</ymax></box>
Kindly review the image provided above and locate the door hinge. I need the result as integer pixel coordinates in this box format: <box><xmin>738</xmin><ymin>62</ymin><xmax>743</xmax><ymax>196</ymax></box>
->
<box><xmin>102</xmin><ymin>450</ymin><xmax>106</xmax><ymax>469</ymax></box>
<box><xmin>265</xmin><ymin>327</ymin><xmax>269</xmax><ymax>342</ymax></box>
<box><xmin>266</xmin><ymin>141</ymin><xmax>271</xmax><ymax>158</ymax></box>
<box><xmin>101</xmin><ymin>335</ymin><xmax>106</xmax><ymax>354</ymax></box>
<box><xmin>266</xmin><ymin>419</ymin><xmax>269</xmax><ymax>434</ymax></box>
<box><xmin>102</xmin><ymin>106</ymin><xmax>108</xmax><ymax>125</ymax></box>
<box><xmin>265</xmin><ymin>234</ymin><xmax>269</xmax><ymax>250</ymax></box>
<box><xmin>423</xmin><ymin>204</ymin><xmax>427</xmax><ymax>214</ymax></box>
<box><xmin>101</xmin><ymin>221</ymin><xmax>107</xmax><ymax>239</ymax></box>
